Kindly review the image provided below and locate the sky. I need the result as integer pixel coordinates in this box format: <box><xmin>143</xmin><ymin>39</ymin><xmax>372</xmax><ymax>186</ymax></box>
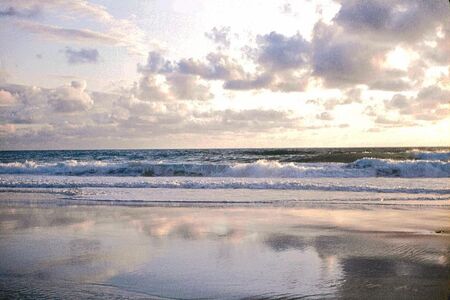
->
<box><xmin>0</xmin><ymin>0</ymin><xmax>449</xmax><ymax>150</ymax></box>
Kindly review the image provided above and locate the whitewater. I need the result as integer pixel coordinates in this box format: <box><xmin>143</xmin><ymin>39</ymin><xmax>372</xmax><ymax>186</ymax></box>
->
<box><xmin>1</xmin><ymin>148</ymin><xmax>449</xmax><ymax>207</ymax></box>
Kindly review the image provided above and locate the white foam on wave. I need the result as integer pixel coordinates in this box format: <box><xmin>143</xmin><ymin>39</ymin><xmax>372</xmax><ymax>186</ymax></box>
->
<box><xmin>350</xmin><ymin>158</ymin><xmax>450</xmax><ymax>178</ymax></box>
<box><xmin>1</xmin><ymin>175</ymin><xmax>449</xmax><ymax>195</ymax></box>
<box><xmin>223</xmin><ymin>160</ymin><xmax>349</xmax><ymax>177</ymax></box>
<box><xmin>0</xmin><ymin>158</ymin><xmax>449</xmax><ymax>178</ymax></box>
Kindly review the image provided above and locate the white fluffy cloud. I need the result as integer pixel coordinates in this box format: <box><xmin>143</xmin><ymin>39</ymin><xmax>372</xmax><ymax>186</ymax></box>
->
<box><xmin>0</xmin><ymin>89</ymin><xmax>16</xmax><ymax>106</ymax></box>
<box><xmin>48</xmin><ymin>80</ymin><xmax>93</xmax><ymax>112</ymax></box>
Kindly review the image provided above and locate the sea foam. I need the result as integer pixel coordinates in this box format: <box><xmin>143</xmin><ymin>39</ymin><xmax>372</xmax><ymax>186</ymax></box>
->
<box><xmin>0</xmin><ymin>158</ymin><xmax>449</xmax><ymax>178</ymax></box>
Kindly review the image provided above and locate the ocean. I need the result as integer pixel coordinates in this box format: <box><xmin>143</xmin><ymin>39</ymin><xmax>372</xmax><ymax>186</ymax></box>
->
<box><xmin>1</xmin><ymin>147</ymin><xmax>449</xmax><ymax>298</ymax></box>
<box><xmin>0</xmin><ymin>147</ymin><xmax>449</xmax><ymax>206</ymax></box>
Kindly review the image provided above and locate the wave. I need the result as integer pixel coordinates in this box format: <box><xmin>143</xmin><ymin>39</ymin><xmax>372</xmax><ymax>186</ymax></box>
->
<box><xmin>350</xmin><ymin>158</ymin><xmax>450</xmax><ymax>177</ymax></box>
<box><xmin>409</xmin><ymin>150</ymin><xmax>450</xmax><ymax>161</ymax></box>
<box><xmin>0</xmin><ymin>158</ymin><xmax>449</xmax><ymax>178</ymax></box>
<box><xmin>0</xmin><ymin>160</ymin><xmax>229</xmax><ymax>176</ymax></box>
<box><xmin>1</xmin><ymin>176</ymin><xmax>449</xmax><ymax>195</ymax></box>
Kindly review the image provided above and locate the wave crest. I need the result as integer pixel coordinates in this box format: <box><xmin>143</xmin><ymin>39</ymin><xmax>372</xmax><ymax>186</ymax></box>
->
<box><xmin>409</xmin><ymin>150</ymin><xmax>450</xmax><ymax>161</ymax></box>
<box><xmin>0</xmin><ymin>158</ymin><xmax>449</xmax><ymax>178</ymax></box>
<box><xmin>350</xmin><ymin>158</ymin><xmax>450</xmax><ymax>177</ymax></box>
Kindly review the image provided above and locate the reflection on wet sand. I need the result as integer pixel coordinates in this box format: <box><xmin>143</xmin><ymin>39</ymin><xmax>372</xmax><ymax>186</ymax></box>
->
<box><xmin>0</xmin><ymin>205</ymin><xmax>448</xmax><ymax>299</ymax></box>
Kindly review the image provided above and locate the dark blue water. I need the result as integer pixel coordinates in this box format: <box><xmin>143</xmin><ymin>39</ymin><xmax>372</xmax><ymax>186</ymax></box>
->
<box><xmin>1</xmin><ymin>147</ymin><xmax>449</xmax><ymax>163</ymax></box>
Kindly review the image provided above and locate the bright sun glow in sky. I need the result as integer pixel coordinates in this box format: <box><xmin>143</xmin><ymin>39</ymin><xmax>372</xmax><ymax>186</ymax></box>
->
<box><xmin>0</xmin><ymin>0</ymin><xmax>449</xmax><ymax>149</ymax></box>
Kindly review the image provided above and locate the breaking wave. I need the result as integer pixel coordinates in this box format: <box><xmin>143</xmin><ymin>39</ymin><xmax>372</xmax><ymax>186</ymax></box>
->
<box><xmin>1</xmin><ymin>176</ymin><xmax>449</xmax><ymax>195</ymax></box>
<box><xmin>409</xmin><ymin>150</ymin><xmax>450</xmax><ymax>161</ymax></box>
<box><xmin>349</xmin><ymin>158</ymin><xmax>450</xmax><ymax>178</ymax></box>
<box><xmin>0</xmin><ymin>158</ymin><xmax>449</xmax><ymax>178</ymax></box>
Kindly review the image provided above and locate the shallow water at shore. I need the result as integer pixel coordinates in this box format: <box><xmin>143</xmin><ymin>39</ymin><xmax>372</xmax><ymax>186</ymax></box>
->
<box><xmin>0</xmin><ymin>203</ymin><xmax>448</xmax><ymax>299</ymax></box>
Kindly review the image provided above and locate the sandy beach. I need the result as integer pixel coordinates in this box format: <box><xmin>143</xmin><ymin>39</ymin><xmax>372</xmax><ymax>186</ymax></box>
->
<box><xmin>0</xmin><ymin>201</ymin><xmax>448</xmax><ymax>299</ymax></box>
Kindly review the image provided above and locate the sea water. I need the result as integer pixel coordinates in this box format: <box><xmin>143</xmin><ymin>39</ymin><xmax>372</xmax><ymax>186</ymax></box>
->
<box><xmin>0</xmin><ymin>147</ymin><xmax>449</xmax><ymax>207</ymax></box>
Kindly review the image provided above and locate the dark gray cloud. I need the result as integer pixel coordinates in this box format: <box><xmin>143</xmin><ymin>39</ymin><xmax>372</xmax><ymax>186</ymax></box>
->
<box><xmin>224</xmin><ymin>74</ymin><xmax>273</xmax><ymax>90</ymax></box>
<box><xmin>138</xmin><ymin>51</ymin><xmax>244</xmax><ymax>82</ymax></box>
<box><xmin>256</xmin><ymin>31</ymin><xmax>310</xmax><ymax>71</ymax></box>
<box><xmin>369</xmin><ymin>79</ymin><xmax>412</xmax><ymax>91</ymax></box>
<box><xmin>137</xmin><ymin>51</ymin><xmax>173</xmax><ymax>74</ymax></box>
<box><xmin>64</xmin><ymin>47</ymin><xmax>99</xmax><ymax>64</ymax></box>
<box><xmin>221</xmin><ymin>31</ymin><xmax>312</xmax><ymax>92</ymax></box>
<box><xmin>333</xmin><ymin>0</ymin><xmax>449</xmax><ymax>43</ymax></box>
<box><xmin>0</xmin><ymin>6</ymin><xmax>39</xmax><ymax>18</ymax></box>
<box><xmin>311</xmin><ymin>21</ymin><xmax>388</xmax><ymax>87</ymax></box>
<box><xmin>311</xmin><ymin>0</ymin><xmax>449</xmax><ymax>89</ymax></box>
<box><xmin>141</xmin><ymin>30</ymin><xmax>314</xmax><ymax>92</ymax></box>
<box><xmin>178</xmin><ymin>53</ymin><xmax>245</xmax><ymax>80</ymax></box>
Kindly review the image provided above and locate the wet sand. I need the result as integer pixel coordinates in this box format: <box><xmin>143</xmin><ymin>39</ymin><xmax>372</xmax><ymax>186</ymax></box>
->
<box><xmin>0</xmin><ymin>204</ymin><xmax>448</xmax><ymax>299</ymax></box>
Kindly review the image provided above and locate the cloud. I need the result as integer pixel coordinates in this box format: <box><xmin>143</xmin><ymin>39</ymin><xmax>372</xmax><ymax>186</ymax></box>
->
<box><xmin>166</xmin><ymin>74</ymin><xmax>213</xmax><ymax>101</ymax></box>
<box><xmin>383</xmin><ymin>85</ymin><xmax>450</xmax><ymax>122</ymax></box>
<box><xmin>13</xmin><ymin>20</ymin><xmax>119</xmax><ymax>44</ymax></box>
<box><xmin>422</xmin><ymin>28</ymin><xmax>450</xmax><ymax>65</ymax></box>
<box><xmin>148</xmin><ymin>30</ymin><xmax>313</xmax><ymax>93</ymax></box>
<box><xmin>280</xmin><ymin>2</ymin><xmax>293</xmax><ymax>15</ymax></box>
<box><xmin>205</xmin><ymin>27</ymin><xmax>231</xmax><ymax>48</ymax></box>
<box><xmin>333</xmin><ymin>0</ymin><xmax>449</xmax><ymax>44</ymax></box>
<box><xmin>0</xmin><ymin>0</ymin><xmax>111</xmax><ymax>22</ymax></box>
<box><xmin>64</xmin><ymin>47</ymin><xmax>99</xmax><ymax>64</ymax></box>
<box><xmin>134</xmin><ymin>52</ymin><xmax>216</xmax><ymax>101</ymax></box>
<box><xmin>310</xmin><ymin>88</ymin><xmax>363</xmax><ymax>110</ymax></box>
<box><xmin>137</xmin><ymin>51</ymin><xmax>174</xmax><ymax>74</ymax></box>
<box><xmin>311</xmin><ymin>21</ymin><xmax>389</xmax><ymax>88</ymax></box>
<box><xmin>0</xmin><ymin>6</ymin><xmax>39</xmax><ymax>18</ymax></box>
<box><xmin>256</xmin><ymin>31</ymin><xmax>310</xmax><ymax>71</ymax></box>
<box><xmin>178</xmin><ymin>53</ymin><xmax>245</xmax><ymax>81</ymax></box>
<box><xmin>222</xmin><ymin>31</ymin><xmax>312</xmax><ymax>92</ymax></box>
<box><xmin>48</xmin><ymin>80</ymin><xmax>93</xmax><ymax>113</ymax></box>
<box><xmin>223</xmin><ymin>74</ymin><xmax>273</xmax><ymax>91</ymax></box>
<box><xmin>309</xmin><ymin>0</ymin><xmax>450</xmax><ymax>90</ymax></box>
<box><xmin>369</xmin><ymin>79</ymin><xmax>411</xmax><ymax>91</ymax></box>
<box><xmin>316</xmin><ymin>112</ymin><xmax>333</xmax><ymax>121</ymax></box>
<box><xmin>136</xmin><ymin>75</ymin><xmax>170</xmax><ymax>101</ymax></box>
<box><xmin>0</xmin><ymin>123</ymin><xmax>15</xmax><ymax>135</ymax></box>
<box><xmin>2</xmin><ymin>1</ymin><xmax>147</xmax><ymax>54</ymax></box>
<box><xmin>138</xmin><ymin>51</ymin><xmax>245</xmax><ymax>83</ymax></box>
<box><xmin>0</xmin><ymin>89</ymin><xmax>16</xmax><ymax>106</ymax></box>
<box><xmin>137</xmin><ymin>10</ymin><xmax>450</xmax><ymax>96</ymax></box>
<box><xmin>0</xmin><ymin>79</ymin><xmax>303</xmax><ymax>148</ymax></box>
